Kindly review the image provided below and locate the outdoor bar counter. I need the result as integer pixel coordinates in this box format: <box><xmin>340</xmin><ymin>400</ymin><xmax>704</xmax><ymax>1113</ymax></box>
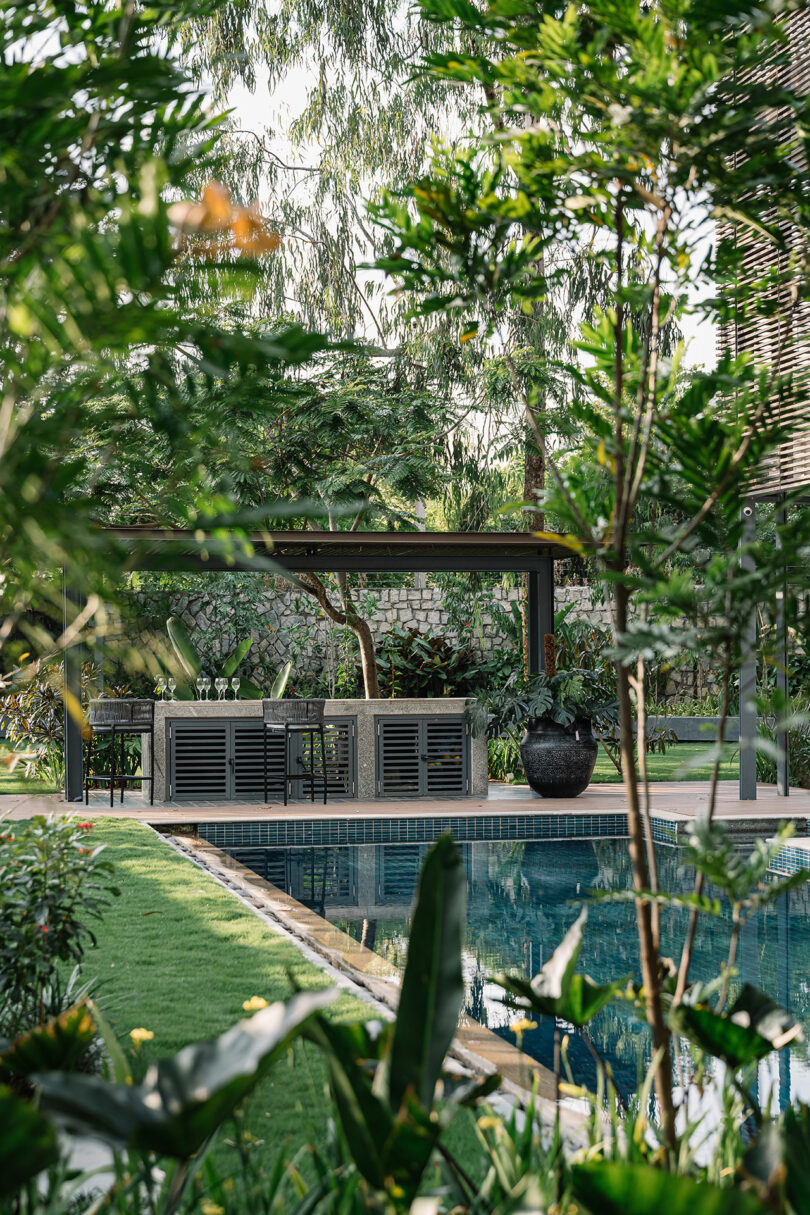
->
<box><xmin>146</xmin><ymin>698</ymin><xmax>488</xmax><ymax>803</ymax></box>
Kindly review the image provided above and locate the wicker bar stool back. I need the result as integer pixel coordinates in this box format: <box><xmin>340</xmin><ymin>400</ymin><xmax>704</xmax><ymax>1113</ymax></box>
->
<box><xmin>262</xmin><ymin>699</ymin><xmax>327</xmax><ymax>805</ymax></box>
<box><xmin>85</xmin><ymin>699</ymin><xmax>155</xmax><ymax>807</ymax></box>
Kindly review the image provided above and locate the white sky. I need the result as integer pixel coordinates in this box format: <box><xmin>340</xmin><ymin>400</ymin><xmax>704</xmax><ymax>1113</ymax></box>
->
<box><xmin>228</xmin><ymin>69</ymin><xmax>717</xmax><ymax>371</ymax></box>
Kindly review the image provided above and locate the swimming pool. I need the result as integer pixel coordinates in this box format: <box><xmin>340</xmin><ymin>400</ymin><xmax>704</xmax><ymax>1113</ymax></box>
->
<box><xmin>223</xmin><ymin>836</ymin><xmax>810</xmax><ymax>1108</ymax></box>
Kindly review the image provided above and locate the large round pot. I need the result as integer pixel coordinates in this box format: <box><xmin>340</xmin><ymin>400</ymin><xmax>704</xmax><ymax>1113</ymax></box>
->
<box><xmin>520</xmin><ymin>717</ymin><xmax>597</xmax><ymax>798</ymax></box>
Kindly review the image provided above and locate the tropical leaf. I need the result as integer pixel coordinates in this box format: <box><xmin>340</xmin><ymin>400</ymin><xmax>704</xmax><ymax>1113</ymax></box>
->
<box><xmin>497</xmin><ymin>908</ymin><xmax>625</xmax><ymax>1026</ymax></box>
<box><xmin>219</xmin><ymin>638</ymin><xmax>253</xmax><ymax>679</ymax></box>
<box><xmin>0</xmin><ymin>1002</ymin><xmax>96</xmax><ymax>1080</ymax></box>
<box><xmin>37</xmin><ymin>989</ymin><xmax>334</xmax><ymax>1156</ymax></box>
<box><xmin>0</xmin><ymin>1086</ymin><xmax>58</xmax><ymax>1197</ymax></box>
<box><xmin>670</xmin><ymin>984</ymin><xmax>801</xmax><ymax>1068</ymax></box>
<box><xmin>571</xmin><ymin>1161</ymin><xmax>767</xmax><ymax>1215</ymax></box>
<box><xmin>270</xmin><ymin>660</ymin><xmax>292</xmax><ymax>699</ymax></box>
<box><xmin>388</xmin><ymin>833</ymin><xmax>466</xmax><ymax>1112</ymax></box>
<box><xmin>166</xmin><ymin>616</ymin><xmax>202</xmax><ymax>681</ymax></box>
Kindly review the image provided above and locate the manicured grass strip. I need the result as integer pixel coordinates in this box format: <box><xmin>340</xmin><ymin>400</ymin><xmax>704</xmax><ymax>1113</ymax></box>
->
<box><xmin>0</xmin><ymin>743</ymin><xmax>59</xmax><ymax>795</ymax></box>
<box><xmin>82</xmin><ymin>819</ymin><xmax>369</xmax><ymax>1172</ymax></box>
<box><xmin>591</xmin><ymin>741</ymin><xmax>739</xmax><ymax>784</ymax></box>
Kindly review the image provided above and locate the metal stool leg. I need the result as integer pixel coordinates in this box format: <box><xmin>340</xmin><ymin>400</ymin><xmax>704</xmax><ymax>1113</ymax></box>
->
<box><xmin>283</xmin><ymin>724</ymin><xmax>289</xmax><ymax>807</ymax></box>
<box><xmin>110</xmin><ymin>728</ymin><xmax>115</xmax><ymax>808</ymax></box>
<box><xmin>309</xmin><ymin>730</ymin><xmax>315</xmax><ymax>803</ymax></box>
<box><xmin>85</xmin><ymin>732</ymin><xmax>92</xmax><ymax>806</ymax></box>
<box><xmin>263</xmin><ymin>726</ymin><xmax>268</xmax><ymax>804</ymax></box>
<box><xmin>320</xmin><ymin>724</ymin><xmax>327</xmax><ymax>804</ymax></box>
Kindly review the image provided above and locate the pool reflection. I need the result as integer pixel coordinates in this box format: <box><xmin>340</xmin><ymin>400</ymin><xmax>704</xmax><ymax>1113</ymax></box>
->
<box><xmin>226</xmin><ymin>838</ymin><xmax>809</xmax><ymax>1107</ymax></box>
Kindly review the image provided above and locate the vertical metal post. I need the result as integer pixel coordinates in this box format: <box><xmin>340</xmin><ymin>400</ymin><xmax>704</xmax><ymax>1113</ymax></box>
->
<box><xmin>778</xmin><ymin>888</ymin><xmax>791</xmax><ymax>1110</ymax></box>
<box><xmin>63</xmin><ymin>569</ymin><xmax>84</xmax><ymax>802</ymax></box>
<box><xmin>775</xmin><ymin>501</ymin><xmax>789</xmax><ymax>796</ymax></box>
<box><xmin>739</xmin><ymin>502</ymin><xmax>758</xmax><ymax>800</ymax></box>
<box><xmin>527</xmin><ymin>557</ymin><xmax>555</xmax><ymax>675</ymax></box>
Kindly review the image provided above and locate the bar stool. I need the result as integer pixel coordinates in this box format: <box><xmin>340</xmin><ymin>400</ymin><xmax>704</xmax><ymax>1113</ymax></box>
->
<box><xmin>84</xmin><ymin>699</ymin><xmax>155</xmax><ymax>807</ymax></box>
<box><xmin>262</xmin><ymin>699</ymin><xmax>328</xmax><ymax>806</ymax></box>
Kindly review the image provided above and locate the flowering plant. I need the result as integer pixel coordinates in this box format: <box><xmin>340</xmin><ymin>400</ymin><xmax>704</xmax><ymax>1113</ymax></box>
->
<box><xmin>0</xmin><ymin>816</ymin><xmax>119</xmax><ymax>1036</ymax></box>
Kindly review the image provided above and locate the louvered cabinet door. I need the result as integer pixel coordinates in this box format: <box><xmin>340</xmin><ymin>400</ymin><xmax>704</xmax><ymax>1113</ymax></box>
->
<box><xmin>424</xmin><ymin>717</ymin><xmax>469</xmax><ymax>796</ymax></box>
<box><xmin>376</xmin><ymin>719</ymin><xmax>421</xmax><ymax>796</ymax></box>
<box><xmin>232</xmin><ymin>720</ymin><xmax>286</xmax><ymax>801</ymax></box>
<box><xmin>169</xmin><ymin>720</ymin><xmax>229</xmax><ymax>802</ymax></box>
<box><xmin>375</xmin><ymin>716</ymin><xmax>471</xmax><ymax>798</ymax></box>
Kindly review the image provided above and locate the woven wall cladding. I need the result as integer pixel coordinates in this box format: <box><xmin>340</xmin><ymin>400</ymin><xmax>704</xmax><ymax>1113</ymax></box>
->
<box><xmin>716</xmin><ymin>10</ymin><xmax>810</xmax><ymax>496</ymax></box>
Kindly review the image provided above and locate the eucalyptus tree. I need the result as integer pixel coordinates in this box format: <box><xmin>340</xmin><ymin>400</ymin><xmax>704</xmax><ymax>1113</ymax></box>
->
<box><xmin>0</xmin><ymin>0</ymin><xmax>325</xmax><ymax>677</ymax></box>
<box><xmin>373</xmin><ymin>0</ymin><xmax>810</xmax><ymax>1151</ymax></box>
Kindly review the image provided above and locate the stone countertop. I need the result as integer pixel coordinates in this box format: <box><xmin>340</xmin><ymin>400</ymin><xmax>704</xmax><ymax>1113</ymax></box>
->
<box><xmin>152</xmin><ymin>697</ymin><xmax>473</xmax><ymax>717</ymax></box>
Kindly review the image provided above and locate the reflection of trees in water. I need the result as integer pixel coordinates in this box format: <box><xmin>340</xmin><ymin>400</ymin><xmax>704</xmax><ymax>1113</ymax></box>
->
<box><xmin>330</xmin><ymin>839</ymin><xmax>810</xmax><ymax>1095</ymax></box>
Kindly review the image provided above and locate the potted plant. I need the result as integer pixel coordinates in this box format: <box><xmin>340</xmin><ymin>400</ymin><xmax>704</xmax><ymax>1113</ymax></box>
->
<box><xmin>467</xmin><ymin>637</ymin><xmax>617</xmax><ymax>798</ymax></box>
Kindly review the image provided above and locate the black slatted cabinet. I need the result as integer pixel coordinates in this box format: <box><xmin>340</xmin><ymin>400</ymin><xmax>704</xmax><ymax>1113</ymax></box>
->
<box><xmin>168</xmin><ymin>717</ymin><xmax>356</xmax><ymax>803</ymax></box>
<box><xmin>375</xmin><ymin>715</ymin><xmax>470</xmax><ymax>798</ymax></box>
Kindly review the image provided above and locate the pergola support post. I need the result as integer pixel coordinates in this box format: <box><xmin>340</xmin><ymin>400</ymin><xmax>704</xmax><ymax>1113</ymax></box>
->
<box><xmin>528</xmin><ymin>557</ymin><xmax>555</xmax><ymax>676</ymax></box>
<box><xmin>775</xmin><ymin>501</ymin><xmax>789</xmax><ymax>796</ymax></box>
<box><xmin>739</xmin><ymin>502</ymin><xmax>757</xmax><ymax>800</ymax></box>
<box><xmin>63</xmin><ymin>569</ymin><xmax>84</xmax><ymax>802</ymax></box>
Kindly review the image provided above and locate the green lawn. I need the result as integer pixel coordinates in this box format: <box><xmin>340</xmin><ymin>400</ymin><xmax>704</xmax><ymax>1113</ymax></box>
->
<box><xmin>591</xmin><ymin>741</ymin><xmax>739</xmax><ymax>783</ymax></box>
<box><xmin>76</xmin><ymin>820</ymin><xmax>371</xmax><ymax>1173</ymax></box>
<box><xmin>0</xmin><ymin>742</ymin><xmax>59</xmax><ymax>795</ymax></box>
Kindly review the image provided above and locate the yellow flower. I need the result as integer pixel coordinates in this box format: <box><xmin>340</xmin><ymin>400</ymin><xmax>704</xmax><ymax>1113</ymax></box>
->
<box><xmin>129</xmin><ymin>1027</ymin><xmax>154</xmax><ymax>1046</ymax></box>
<box><xmin>242</xmin><ymin>996</ymin><xmax>269</xmax><ymax>1012</ymax></box>
<box><xmin>201</xmin><ymin>1203</ymin><xmax>225</xmax><ymax>1215</ymax></box>
<box><xmin>509</xmin><ymin>1017</ymin><xmax>538</xmax><ymax>1037</ymax></box>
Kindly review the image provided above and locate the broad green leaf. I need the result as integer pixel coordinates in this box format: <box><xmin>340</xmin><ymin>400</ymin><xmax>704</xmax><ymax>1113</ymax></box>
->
<box><xmin>498</xmin><ymin>909</ymin><xmax>625</xmax><ymax>1025</ymax></box>
<box><xmin>388</xmin><ymin>833</ymin><xmax>466</xmax><ymax>1113</ymax></box>
<box><xmin>219</xmin><ymin>637</ymin><xmax>253</xmax><ymax>679</ymax></box>
<box><xmin>572</xmin><ymin>1161</ymin><xmax>767</xmax><ymax>1215</ymax></box>
<box><xmin>306</xmin><ymin>1017</ymin><xmax>393</xmax><ymax>1189</ymax></box>
<box><xmin>38</xmin><ymin>989</ymin><xmax>334</xmax><ymax>1156</ymax></box>
<box><xmin>270</xmin><ymin>660</ymin><xmax>292</xmax><ymax>699</ymax></box>
<box><xmin>671</xmin><ymin>984</ymin><xmax>801</xmax><ymax>1068</ymax></box>
<box><xmin>0</xmin><ymin>1085</ymin><xmax>58</xmax><ymax>1197</ymax></box>
<box><xmin>166</xmin><ymin>616</ymin><xmax>202</xmax><ymax>680</ymax></box>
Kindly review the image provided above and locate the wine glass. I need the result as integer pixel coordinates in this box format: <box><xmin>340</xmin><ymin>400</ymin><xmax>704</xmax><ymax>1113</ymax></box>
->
<box><xmin>201</xmin><ymin>675</ymin><xmax>211</xmax><ymax>701</ymax></box>
<box><xmin>215</xmin><ymin>677</ymin><xmax>227</xmax><ymax>701</ymax></box>
<box><xmin>195</xmin><ymin>674</ymin><xmax>205</xmax><ymax>700</ymax></box>
<box><xmin>167</xmin><ymin>677</ymin><xmax>176</xmax><ymax>701</ymax></box>
<box><xmin>231</xmin><ymin>676</ymin><xmax>241</xmax><ymax>700</ymax></box>
<box><xmin>155</xmin><ymin>676</ymin><xmax>166</xmax><ymax>701</ymax></box>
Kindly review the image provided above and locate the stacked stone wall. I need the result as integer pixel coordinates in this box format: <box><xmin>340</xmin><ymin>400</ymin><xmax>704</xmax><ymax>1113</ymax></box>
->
<box><xmin>161</xmin><ymin>583</ymin><xmax>717</xmax><ymax>702</ymax></box>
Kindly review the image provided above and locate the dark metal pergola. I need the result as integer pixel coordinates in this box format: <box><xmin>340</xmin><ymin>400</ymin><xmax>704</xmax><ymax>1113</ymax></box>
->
<box><xmin>63</xmin><ymin>529</ymin><xmax>572</xmax><ymax>801</ymax></box>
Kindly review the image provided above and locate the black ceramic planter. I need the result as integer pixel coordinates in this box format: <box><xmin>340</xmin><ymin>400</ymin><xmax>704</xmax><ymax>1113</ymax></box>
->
<box><xmin>520</xmin><ymin>717</ymin><xmax>598</xmax><ymax>798</ymax></box>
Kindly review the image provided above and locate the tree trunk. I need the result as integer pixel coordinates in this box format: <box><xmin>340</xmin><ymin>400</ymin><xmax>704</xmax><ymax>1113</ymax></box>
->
<box><xmin>612</xmin><ymin>582</ymin><xmax>676</xmax><ymax>1149</ymax></box>
<box><xmin>299</xmin><ymin>572</ymin><xmax>381</xmax><ymax>699</ymax></box>
<box><xmin>522</xmin><ymin>424</ymin><xmax>546</xmax><ymax>679</ymax></box>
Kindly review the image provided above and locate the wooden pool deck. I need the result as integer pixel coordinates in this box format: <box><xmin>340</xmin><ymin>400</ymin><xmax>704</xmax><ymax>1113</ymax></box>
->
<box><xmin>3</xmin><ymin>779</ymin><xmax>809</xmax><ymax>835</ymax></box>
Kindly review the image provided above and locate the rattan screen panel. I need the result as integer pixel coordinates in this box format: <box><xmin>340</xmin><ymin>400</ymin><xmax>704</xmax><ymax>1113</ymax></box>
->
<box><xmin>716</xmin><ymin>10</ymin><xmax>810</xmax><ymax>495</ymax></box>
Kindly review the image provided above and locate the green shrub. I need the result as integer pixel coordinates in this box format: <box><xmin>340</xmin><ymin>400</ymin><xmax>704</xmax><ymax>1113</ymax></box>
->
<box><xmin>0</xmin><ymin>817</ymin><xmax>119</xmax><ymax>1036</ymax></box>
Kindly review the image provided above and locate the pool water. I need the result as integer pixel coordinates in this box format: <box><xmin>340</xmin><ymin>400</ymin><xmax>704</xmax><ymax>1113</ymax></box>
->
<box><xmin>227</xmin><ymin>837</ymin><xmax>810</xmax><ymax>1108</ymax></box>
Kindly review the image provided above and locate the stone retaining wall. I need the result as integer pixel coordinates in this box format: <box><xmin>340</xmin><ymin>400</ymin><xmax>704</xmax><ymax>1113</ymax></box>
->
<box><xmin>161</xmin><ymin>583</ymin><xmax>718</xmax><ymax>702</ymax></box>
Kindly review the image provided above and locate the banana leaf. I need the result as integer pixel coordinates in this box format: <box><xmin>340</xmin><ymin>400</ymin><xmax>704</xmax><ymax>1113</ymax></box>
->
<box><xmin>270</xmin><ymin>661</ymin><xmax>292</xmax><ymax>698</ymax></box>
<box><xmin>497</xmin><ymin>908</ymin><xmax>625</xmax><ymax>1027</ymax></box>
<box><xmin>166</xmin><ymin>616</ymin><xmax>202</xmax><ymax>680</ymax></box>
<box><xmin>219</xmin><ymin>638</ymin><xmax>253</xmax><ymax>679</ymax></box>
<box><xmin>388</xmin><ymin>833</ymin><xmax>466</xmax><ymax>1112</ymax></box>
